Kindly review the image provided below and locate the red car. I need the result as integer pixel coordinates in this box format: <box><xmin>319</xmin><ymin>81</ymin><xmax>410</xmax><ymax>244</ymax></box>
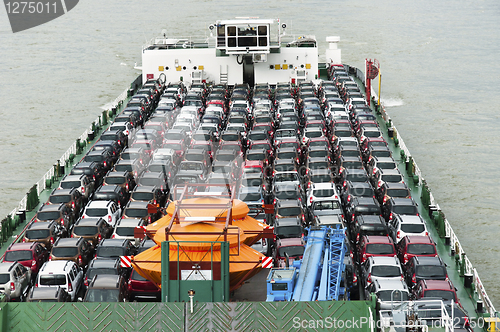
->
<box><xmin>2</xmin><ymin>242</ymin><xmax>49</xmax><ymax>276</ymax></box>
<box><xmin>397</xmin><ymin>235</ymin><xmax>437</xmax><ymax>264</ymax></box>
<box><xmin>128</xmin><ymin>269</ymin><xmax>161</xmax><ymax>301</ymax></box>
<box><xmin>357</xmin><ymin>235</ymin><xmax>396</xmax><ymax>264</ymax></box>
<box><xmin>273</xmin><ymin>238</ymin><xmax>305</xmax><ymax>268</ymax></box>
<box><xmin>413</xmin><ymin>279</ymin><xmax>459</xmax><ymax>304</ymax></box>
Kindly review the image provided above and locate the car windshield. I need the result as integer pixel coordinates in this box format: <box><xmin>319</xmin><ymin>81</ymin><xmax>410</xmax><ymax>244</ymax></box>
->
<box><xmin>73</xmin><ymin>226</ymin><xmax>98</xmax><ymax>236</ymax></box>
<box><xmin>52</xmin><ymin>247</ymin><xmax>78</xmax><ymax>257</ymax></box>
<box><xmin>25</xmin><ymin>229</ymin><xmax>50</xmax><ymax>239</ymax></box>
<box><xmin>60</xmin><ymin>181</ymin><xmax>82</xmax><ymax>189</ymax></box>
<box><xmin>310</xmin><ymin>175</ymin><xmax>331</xmax><ymax>183</ymax></box>
<box><xmin>377</xmin><ymin>290</ymin><xmax>408</xmax><ymax>302</ymax></box>
<box><xmin>278</xmin><ymin>245</ymin><xmax>304</xmax><ymax>258</ymax></box>
<box><xmin>85</xmin><ymin>208</ymin><xmax>109</xmax><ymax>217</ymax></box>
<box><xmin>96</xmin><ymin>247</ymin><xmax>125</xmax><ymax>259</ymax></box>
<box><xmin>124</xmin><ymin>209</ymin><xmax>147</xmax><ymax>218</ymax></box>
<box><xmin>277</xmin><ymin>152</ymin><xmax>296</xmax><ymax>160</ymax></box>
<box><xmin>131</xmin><ymin>192</ymin><xmax>154</xmax><ymax>201</ymax></box>
<box><xmin>382</xmin><ymin>175</ymin><xmax>402</xmax><ymax>183</ymax></box>
<box><xmin>87</xmin><ymin>268</ymin><xmax>117</xmax><ymax>280</ymax></box>
<box><xmin>371</xmin><ymin>266</ymin><xmax>401</xmax><ymax>277</ymax></box>
<box><xmin>40</xmin><ymin>274</ymin><xmax>66</xmax><ymax>286</ymax></box>
<box><xmin>377</xmin><ymin>162</ymin><xmax>396</xmax><ymax>169</ymax></box>
<box><xmin>105</xmin><ymin>177</ymin><xmax>126</xmax><ymax>185</ymax></box>
<box><xmin>280</xmin><ymin>142</ymin><xmax>299</xmax><ymax>149</ymax></box>
<box><xmin>365</xmin><ymin>131</ymin><xmax>382</xmax><ymax>138</ymax></box>
<box><xmin>278</xmin><ymin>207</ymin><xmax>301</xmax><ymax>217</ymax></box>
<box><xmin>400</xmin><ymin>224</ymin><xmax>425</xmax><ymax>233</ymax></box>
<box><xmin>416</xmin><ymin>265</ymin><xmax>446</xmax><ymax>278</ymax></box>
<box><xmin>365</xmin><ymin>244</ymin><xmax>394</xmax><ymax>255</ymax></box>
<box><xmin>0</xmin><ymin>274</ymin><xmax>10</xmax><ymax>284</ymax></box>
<box><xmin>422</xmin><ymin>290</ymin><xmax>455</xmax><ymax>301</ymax></box>
<box><xmin>185</xmin><ymin>154</ymin><xmax>205</xmax><ymax>162</ymax></box>
<box><xmin>174</xmin><ymin>176</ymin><xmax>198</xmax><ymax>184</ymax></box>
<box><xmin>393</xmin><ymin>205</ymin><xmax>418</xmax><ymax>215</ymax></box>
<box><xmin>221</xmin><ymin>134</ymin><xmax>239</xmax><ymax>141</ymax></box>
<box><xmin>276</xmin><ymin>226</ymin><xmax>302</xmax><ymax>238</ymax></box>
<box><xmin>37</xmin><ymin>211</ymin><xmax>61</xmax><ymax>221</ymax></box>
<box><xmin>407</xmin><ymin>244</ymin><xmax>436</xmax><ymax>255</ymax></box>
<box><xmin>49</xmin><ymin>195</ymin><xmax>71</xmax><ymax>204</ymax></box>
<box><xmin>153</xmin><ymin>154</ymin><xmax>172</xmax><ymax>162</ymax></box>
<box><xmin>305</xmin><ymin>131</ymin><xmax>323</xmax><ymax>139</ymax></box>
<box><xmin>308</xmin><ymin>150</ymin><xmax>328</xmax><ymax>158</ymax></box>
<box><xmin>274</xmin><ymin>164</ymin><xmax>296</xmax><ymax>172</ymax></box>
<box><xmin>247</xmin><ymin>153</ymin><xmax>266</xmax><ymax>161</ymax></box>
<box><xmin>115</xmin><ymin>227</ymin><xmax>135</xmax><ymax>237</ymax></box>
<box><xmin>275</xmin><ymin>173</ymin><xmax>298</xmax><ymax>183</ymax></box>
<box><xmin>164</xmin><ymin>133</ymin><xmax>183</xmax><ymax>140</ymax></box>
<box><xmin>5</xmin><ymin>250</ymin><xmax>32</xmax><ymax>262</ymax></box>
<box><xmin>85</xmin><ymin>289</ymin><xmax>120</xmax><ymax>302</ymax></box>
<box><xmin>239</xmin><ymin>193</ymin><xmax>262</xmax><ymax>202</ymax></box>
<box><xmin>309</xmin><ymin>162</ymin><xmax>328</xmax><ymax>170</ymax></box>
<box><xmin>342</xmin><ymin>161</ymin><xmax>362</xmax><ymax>169</ymax></box>
<box><xmin>387</xmin><ymin>189</ymin><xmax>410</xmax><ymax>198</ymax></box>
<box><xmin>313</xmin><ymin>201</ymin><xmax>340</xmax><ymax>210</ymax></box>
<box><xmin>276</xmin><ymin>190</ymin><xmax>299</xmax><ymax>200</ymax></box>
<box><xmin>313</xmin><ymin>189</ymin><xmax>335</xmax><ymax>198</ymax></box>
<box><xmin>249</xmin><ymin>133</ymin><xmax>267</xmax><ymax>141</ymax></box>
<box><xmin>138</xmin><ymin>178</ymin><xmax>162</xmax><ymax>186</ymax></box>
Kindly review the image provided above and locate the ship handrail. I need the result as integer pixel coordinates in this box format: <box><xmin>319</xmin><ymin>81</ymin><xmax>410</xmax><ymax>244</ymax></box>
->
<box><xmin>144</xmin><ymin>32</ymin><xmax>316</xmax><ymax>51</ymax></box>
<box><xmin>5</xmin><ymin>85</ymin><xmax>130</xmax><ymax>220</ymax></box>
<box><xmin>370</xmin><ymin>83</ymin><xmax>497</xmax><ymax>317</ymax></box>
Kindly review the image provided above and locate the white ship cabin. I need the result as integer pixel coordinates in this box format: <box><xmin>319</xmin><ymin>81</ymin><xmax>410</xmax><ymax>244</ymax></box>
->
<box><xmin>141</xmin><ymin>18</ymin><xmax>331</xmax><ymax>87</ymax></box>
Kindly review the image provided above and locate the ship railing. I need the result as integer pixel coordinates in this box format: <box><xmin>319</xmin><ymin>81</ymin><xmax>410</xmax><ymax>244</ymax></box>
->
<box><xmin>145</xmin><ymin>35</ymin><xmax>216</xmax><ymax>50</ymax></box>
<box><xmin>369</xmin><ymin>83</ymin><xmax>498</xmax><ymax>317</ymax></box>
<box><xmin>6</xmin><ymin>84</ymin><xmax>131</xmax><ymax>220</ymax></box>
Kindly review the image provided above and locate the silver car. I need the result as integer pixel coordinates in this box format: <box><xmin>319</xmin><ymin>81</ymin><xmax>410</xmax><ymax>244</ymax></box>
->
<box><xmin>0</xmin><ymin>262</ymin><xmax>31</xmax><ymax>301</ymax></box>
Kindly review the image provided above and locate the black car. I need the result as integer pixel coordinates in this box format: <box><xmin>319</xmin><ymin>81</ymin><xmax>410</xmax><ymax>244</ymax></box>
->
<box><xmin>93</xmin><ymin>185</ymin><xmax>129</xmax><ymax>209</ymax></box>
<box><xmin>95</xmin><ymin>239</ymin><xmax>136</xmax><ymax>259</ymax></box>
<box><xmin>112</xmin><ymin>159</ymin><xmax>146</xmax><ymax>179</ymax></box>
<box><xmin>70</xmin><ymin>161</ymin><xmax>106</xmax><ymax>187</ymax></box>
<box><xmin>350</xmin><ymin>215</ymin><xmax>389</xmax><ymax>245</ymax></box>
<box><xmin>345</xmin><ymin>196</ymin><xmax>381</xmax><ymax>223</ymax></box>
<box><xmin>27</xmin><ymin>286</ymin><xmax>71</xmax><ymax>302</ymax></box>
<box><xmin>382</xmin><ymin>197</ymin><xmax>419</xmax><ymax>222</ymax></box>
<box><xmin>340</xmin><ymin>181</ymin><xmax>375</xmax><ymax>208</ymax></box>
<box><xmin>100</xmin><ymin>129</ymin><xmax>128</xmax><ymax>149</ymax></box>
<box><xmin>84</xmin><ymin>258</ymin><xmax>128</xmax><ymax>287</ymax></box>
<box><xmin>84</xmin><ymin>149</ymin><xmax>115</xmax><ymax>172</ymax></box>
<box><xmin>130</xmin><ymin>185</ymin><xmax>167</xmax><ymax>207</ymax></box>
<box><xmin>405</xmin><ymin>256</ymin><xmax>448</xmax><ymax>289</ymax></box>
<box><xmin>83</xmin><ymin>275</ymin><xmax>128</xmax><ymax>302</ymax></box>
<box><xmin>91</xmin><ymin>140</ymin><xmax>122</xmax><ymax>163</ymax></box>
<box><xmin>47</xmin><ymin>188</ymin><xmax>85</xmax><ymax>219</ymax></box>
<box><xmin>102</xmin><ymin>170</ymin><xmax>136</xmax><ymax>194</ymax></box>
<box><xmin>274</xmin><ymin>217</ymin><xmax>304</xmax><ymax>239</ymax></box>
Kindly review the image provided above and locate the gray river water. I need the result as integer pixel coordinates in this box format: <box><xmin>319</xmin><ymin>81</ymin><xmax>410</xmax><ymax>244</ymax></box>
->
<box><xmin>1</xmin><ymin>0</ymin><xmax>499</xmax><ymax>307</ymax></box>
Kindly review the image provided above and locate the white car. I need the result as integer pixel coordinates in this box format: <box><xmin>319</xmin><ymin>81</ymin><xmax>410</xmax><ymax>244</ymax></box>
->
<box><xmin>82</xmin><ymin>200</ymin><xmax>122</xmax><ymax>227</ymax></box>
<box><xmin>388</xmin><ymin>215</ymin><xmax>428</xmax><ymax>244</ymax></box>
<box><xmin>111</xmin><ymin>218</ymin><xmax>145</xmax><ymax>245</ymax></box>
<box><xmin>306</xmin><ymin>182</ymin><xmax>340</xmax><ymax>207</ymax></box>
<box><xmin>36</xmin><ymin>260</ymin><xmax>83</xmax><ymax>301</ymax></box>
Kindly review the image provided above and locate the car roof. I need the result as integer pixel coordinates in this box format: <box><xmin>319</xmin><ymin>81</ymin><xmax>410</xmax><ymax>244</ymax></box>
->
<box><xmin>116</xmin><ymin>218</ymin><xmax>144</xmax><ymax>227</ymax></box>
<box><xmin>40</xmin><ymin>260</ymin><xmax>75</xmax><ymax>272</ymax></box>
<box><xmin>7</xmin><ymin>242</ymin><xmax>37</xmax><ymax>250</ymax></box>
<box><xmin>362</xmin><ymin>235</ymin><xmax>393</xmax><ymax>244</ymax></box>
<box><xmin>419</xmin><ymin>279</ymin><xmax>453</xmax><ymax>290</ymax></box>
<box><xmin>367</xmin><ymin>256</ymin><xmax>401</xmax><ymax>265</ymax></box>
<box><xmin>86</xmin><ymin>200</ymin><xmax>113</xmax><ymax>207</ymax></box>
<box><xmin>89</xmin><ymin>274</ymin><xmax>122</xmax><ymax>288</ymax></box>
<box><xmin>89</xmin><ymin>258</ymin><xmax>119</xmax><ymax>268</ymax></box>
